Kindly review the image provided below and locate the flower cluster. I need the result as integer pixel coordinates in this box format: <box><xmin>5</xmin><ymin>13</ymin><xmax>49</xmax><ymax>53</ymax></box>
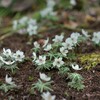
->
<box><xmin>1</xmin><ymin>29</ymin><xmax>98</xmax><ymax>94</ymax></box>
<box><xmin>40</xmin><ymin>0</ymin><xmax>56</xmax><ymax>18</ymax></box>
<box><xmin>32</xmin><ymin>31</ymin><xmax>88</xmax><ymax>90</ymax></box>
<box><xmin>13</xmin><ymin>16</ymin><xmax>38</xmax><ymax>36</ymax></box>
<box><xmin>32</xmin><ymin>32</ymin><xmax>82</xmax><ymax>70</ymax></box>
<box><xmin>62</xmin><ymin>32</ymin><xmax>81</xmax><ymax>50</ymax></box>
<box><xmin>0</xmin><ymin>48</ymin><xmax>25</xmax><ymax>73</ymax></box>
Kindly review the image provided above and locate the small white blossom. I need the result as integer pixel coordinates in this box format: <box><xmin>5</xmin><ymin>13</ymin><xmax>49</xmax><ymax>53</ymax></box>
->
<box><xmin>28</xmin><ymin>19</ymin><xmax>37</xmax><ymax>26</ymax></box>
<box><xmin>62</xmin><ymin>38</ymin><xmax>73</xmax><ymax>50</ymax></box>
<box><xmin>40</xmin><ymin>7</ymin><xmax>56</xmax><ymax>18</ymax></box>
<box><xmin>52</xmin><ymin>35</ymin><xmax>64</xmax><ymax>43</ymax></box>
<box><xmin>5</xmin><ymin>75</ymin><xmax>15</xmax><ymax>85</ymax></box>
<box><xmin>13</xmin><ymin>20</ymin><xmax>18</xmax><ymax>30</ymax></box>
<box><xmin>0</xmin><ymin>56</ymin><xmax>15</xmax><ymax>65</ymax></box>
<box><xmin>40</xmin><ymin>7</ymin><xmax>52</xmax><ymax>18</ymax></box>
<box><xmin>82</xmin><ymin>29</ymin><xmax>90</xmax><ymax>38</ymax></box>
<box><xmin>27</xmin><ymin>25</ymin><xmax>38</xmax><ymax>35</ymax></box>
<box><xmin>70</xmin><ymin>0</ymin><xmax>76</xmax><ymax>6</ymax></box>
<box><xmin>40</xmin><ymin>0</ymin><xmax>56</xmax><ymax>18</ymax></box>
<box><xmin>35</xmin><ymin>56</ymin><xmax>46</xmax><ymax>65</ymax></box>
<box><xmin>41</xmin><ymin>91</ymin><xmax>56</xmax><ymax>100</ymax></box>
<box><xmin>70</xmin><ymin>32</ymin><xmax>80</xmax><ymax>44</ymax></box>
<box><xmin>34</xmin><ymin>41</ymin><xmax>40</xmax><ymax>48</ymax></box>
<box><xmin>39</xmin><ymin>73</ymin><xmax>51</xmax><ymax>81</ymax></box>
<box><xmin>43</xmin><ymin>38</ymin><xmax>49</xmax><ymax>48</ymax></box>
<box><xmin>44</xmin><ymin>44</ymin><xmax>52</xmax><ymax>51</ymax></box>
<box><xmin>53</xmin><ymin>57</ymin><xmax>64</xmax><ymax>68</ymax></box>
<box><xmin>19</xmin><ymin>16</ymin><xmax>28</xmax><ymax>25</ymax></box>
<box><xmin>92</xmin><ymin>32</ymin><xmax>100</xmax><ymax>44</ymax></box>
<box><xmin>72</xmin><ymin>64</ymin><xmax>82</xmax><ymax>70</ymax></box>
<box><xmin>3</xmin><ymin>48</ymin><xmax>12</xmax><ymax>57</ymax></box>
<box><xmin>32</xmin><ymin>52</ymin><xmax>37</xmax><ymax>61</ymax></box>
<box><xmin>60</xmin><ymin>47</ymin><xmax>68</xmax><ymax>56</ymax></box>
<box><xmin>47</xmin><ymin>0</ymin><xmax>56</xmax><ymax>8</ymax></box>
<box><xmin>13</xmin><ymin>50</ymin><xmax>25</xmax><ymax>62</ymax></box>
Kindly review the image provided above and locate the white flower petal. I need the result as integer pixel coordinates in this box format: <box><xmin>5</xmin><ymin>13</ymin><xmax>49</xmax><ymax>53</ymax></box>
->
<box><xmin>43</xmin><ymin>38</ymin><xmax>49</xmax><ymax>48</ymax></box>
<box><xmin>44</xmin><ymin>44</ymin><xmax>52</xmax><ymax>51</ymax></box>
<box><xmin>32</xmin><ymin>52</ymin><xmax>37</xmax><ymax>61</ymax></box>
<box><xmin>52</xmin><ymin>35</ymin><xmax>64</xmax><ymax>43</ymax></box>
<box><xmin>72</xmin><ymin>64</ymin><xmax>82</xmax><ymax>70</ymax></box>
<box><xmin>34</xmin><ymin>41</ymin><xmax>40</xmax><ymax>48</ymax></box>
<box><xmin>40</xmin><ymin>73</ymin><xmax>51</xmax><ymax>81</ymax></box>
<box><xmin>5</xmin><ymin>75</ymin><xmax>14</xmax><ymax>85</ymax></box>
<box><xmin>0</xmin><ymin>56</ymin><xmax>15</xmax><ymax>65</ymax></box>
<box><xmin>41</xmin><ymin>91</ymin><xmax>56</xmax><ymax>100</ymax></box>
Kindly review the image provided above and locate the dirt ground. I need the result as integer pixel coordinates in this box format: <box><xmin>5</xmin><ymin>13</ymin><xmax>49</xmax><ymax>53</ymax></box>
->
<box><xmin>0</xmin><ymin>1</ymin><xmax>100</xmax><ymax>99</ymax></box>
<box><xmin>0</xmin><ymin>32</ymin><xmax>100</xmax><ymax>100</ymax></box>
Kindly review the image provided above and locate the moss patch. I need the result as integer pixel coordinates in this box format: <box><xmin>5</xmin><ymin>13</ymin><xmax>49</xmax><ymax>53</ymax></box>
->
<box><xmin>78</xmin><ymin>53</ymin><xmax>100</xmax><ymax>70</ymax></box>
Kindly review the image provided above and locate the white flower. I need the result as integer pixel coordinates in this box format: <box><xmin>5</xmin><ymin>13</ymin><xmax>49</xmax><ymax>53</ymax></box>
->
<box><xmin>32</xmin><ymin>52</ymin><xmax>37</xmax><ymax>61</ymax></box>
<box><xmin>19</xmin><ymin>16</ymin><xmax>28</xmax><ymax>25</ymax></box>
<box><xmin>28</xmin><ymin>19</ymin><xmax>37</xmax><ymax>26</ymax></box>
<box><xmin>62</xmin><ymin>38</ymin><xmax>73</xmax><ymax>50</ymax></box>
<box><xmin>71</xmin><ymin>32</ymin><xmax>80</xmax><ymax>38</ymax></box>
<box><xmin>40</xmin><ymin>7</ymin><xmax>52</xmax><ymax>17</ymax></box>
<box><xmin>72</xmin><ymin>64</ymin><xmax>82</xmax><ymax>70</ymax></box>
<box><xmin>40</xmin><ymin>7</ymin><xmax>56</xmax><ymax>18</ymax></box>
<box><xmin>0</xmin><ymin>56</ymin><xmax>15</xmax><ymax>65</ymax></box>
<box><xmin>34</xmin><ymin>41</ymin><xmax>40</xmax><ymax>48</ymax></box>
<box><xmin>47</xmin><ymin>0</ymin><xmax>56</xmax><ymax>8</ymax></box>
<box><xmin>44</xmin><ymin>44</ymin><xmax>52</xmax><ymax>51</ymax></box>
<box><xmin>41</xmin><ymin>91</ymin><xmax>56</xmax><ymax>100</ymax></box>
<box><xmin>40</xmin><ymin>0</ymin><xmax>56</xmax><ymax>18</ymax></box>
<box><xmin>27</xmin><ymin>25</ymin><xmax>38</xmax><ymax>35</ymax></box>
<box><xmin>35</xmin><ymin>56</ymin><xmax>46</xmax><ymax>65</ymax></box>
<box><xmin>52</xmin><ymin>35</ymin><xmax>64</xmax><ymax>43</ymax></box>
<box><xmin>53</xmin><ymin>58</ymin><xmax>64</xmax><ymax>68</ymax></box>
<box><xmin>70</xmin><ymin>0</ymin><xmax>76</xmax><ymax>6</ymax></box>
<box><xmin>60</xmin><ymin>47</ymin><xmax>68</xmax><ymax>56</ymax></box>
<box><xmin>13</xmin><ymin>20</ymin><xmax>18</xmax><ymax>30</ymax></box>
<box><xmin>3</xmin><ymin>48</ymin><xmax>12</xmax><ymax>57</ymax></box>
<box><xmin>92</xmin><ymin>32</ymin><xmax>100</xmax><ymax>44</ymax></box>
<box><xmin>82</xmin><ymin>29</ymin><xmax>90</xmax><ymax>38</ymax></box>
<box><xmin>70</xmin><ymin>32</ymin><xmax>80</xmax><ymax>44</ymax></box>
<box><xmin>5</xmin><ymin>75</ymin><xmax>14</xmax><ymax>85</ymax></box>
<box><xmin>42</xmin><ymin>38</ymin><xmax>49</xmax><ymax>48</ymax></box>
<box><xmin>13</xmin><ymin>50</ymin><xmax>25</xmax><ymax>62</ymax></box>
<box><xmin>39</xmin><ymin>73</ymin><xmax>51</xmax><ymax>81</ymax></box>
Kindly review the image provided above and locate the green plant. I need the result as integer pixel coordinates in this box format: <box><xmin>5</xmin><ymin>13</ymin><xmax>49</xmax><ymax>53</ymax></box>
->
<box><xmin>0</xmin><ymin>48</ymin><xmax>25</xmax><ymax>73</ymax></box>
<box><xmin>0</xmin><ymin>83</ymin><xmax>16</xmax><ymax>93</ymax></box>
<box><xmin>68</xmin><ymin>73</ymin><xmax>85</xmax><ymax>91</ymax></box>
<box><xmin>31</xmin><ymin>79</ymin><xmax>53</xmax><ymax>93</ymax></box>
<box><xmin>79</xmin><ymin>53</ymin><xmax>100</xmax><ymax>70</ymax></box>
<box><xmin>58</xmin><ymin>66</ymin><xmax>70</xmax><ymax>76</ymax></box>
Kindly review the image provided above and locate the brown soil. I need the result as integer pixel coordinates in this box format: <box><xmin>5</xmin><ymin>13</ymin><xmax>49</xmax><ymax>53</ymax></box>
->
<box><xmin>0</xmin><ymin>33</ymin><xmax>100</xmax><ymax>100</ymax></box>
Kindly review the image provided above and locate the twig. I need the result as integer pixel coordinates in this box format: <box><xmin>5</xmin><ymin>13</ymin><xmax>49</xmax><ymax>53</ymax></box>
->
<box><xmin>0</xmin><ymin>32</ymin><xmax>13</xmax><ymax>41</ymax></box>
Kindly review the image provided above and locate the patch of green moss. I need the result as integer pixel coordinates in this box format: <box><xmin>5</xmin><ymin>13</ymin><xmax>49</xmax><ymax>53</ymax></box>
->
<box><xmin>78</xmin><ymin>53</ymin><xmax>100</xmax><ymax>70</ymax></box>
